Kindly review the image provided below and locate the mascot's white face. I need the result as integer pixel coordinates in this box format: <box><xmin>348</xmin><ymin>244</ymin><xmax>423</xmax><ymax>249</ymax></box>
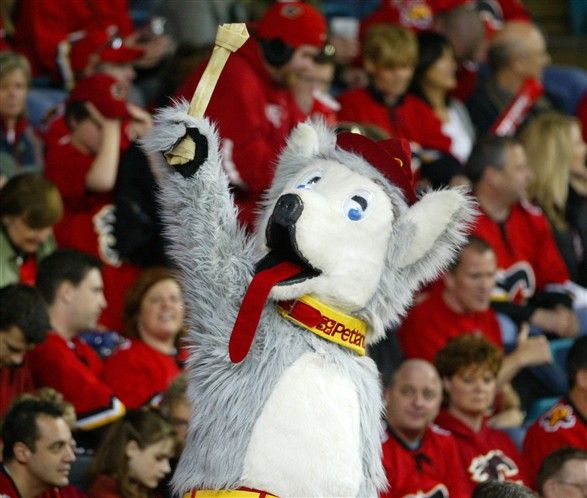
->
<box><xmin>260</xmin><ymin>159</ymin><xmax>394</xmax><ymax>312</ymax></box>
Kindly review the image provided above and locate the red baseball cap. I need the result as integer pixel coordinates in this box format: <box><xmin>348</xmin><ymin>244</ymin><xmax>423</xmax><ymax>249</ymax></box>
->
<box><xmin>256</xmin><ymin>1</ymin><xmax>327</xmax><ymax>49</ymax></box>
<box><xmin>336</xmin><ymin>132</ymin><xmax>417</xmax><ymax>204</ymax></box>
<box><xmin>70</xmin><ymin>30</ymin><xmax>144</xmax><ymax>73</ymax></box>
<box><xmin>68</xmin><ymin>74</ymin><xmax>129</xmax><ymax>119</ymax></box>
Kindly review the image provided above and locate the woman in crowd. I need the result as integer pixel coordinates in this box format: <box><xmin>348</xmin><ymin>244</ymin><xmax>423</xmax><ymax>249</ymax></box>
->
<box><xmin>337</xmin><ymin>24</ymin><xmax>418</xmax><ymax>138</ymax></box>
<box><xmin>397</xmin><ymin>32</ymin><xmax>475</xmax><ymax>169</ymax></box>
<box><xmin>87</xmin><ymin>409</ymin><xmax>176</xmax><ymax>498</ymax></box>
<box><xmin>0</xmin><ymin>173</ymin><xmax>62</xmax><ymax>287</ymax></box>
<box><xmin>102</xmin><ymin>267</ymin><xmax>187</xmax><ymax>409</ymax></box>
<box><xmin>434</xmin><ymin>335</ymin><xmax>528</xmax><ymax>494</ymax></box>
<box><xmin>520</xmin><ymin>112</ymin><xmax>587</xmax><ymax>286</ymax></box>
<box><xmin>0</xmin><ymin>51</ymin><xmax>43</xmax><ymax>186</ymax></box>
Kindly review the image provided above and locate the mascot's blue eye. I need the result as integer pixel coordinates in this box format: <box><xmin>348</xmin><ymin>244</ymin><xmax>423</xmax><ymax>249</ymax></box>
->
<box><xmin>343</xmin><ymin>191</ymin><xmax>373</xmax><ymax>221</ymax></box>
<box><xmin>296</xmin><ymin>170</ymin><xmax>323</xmax><ymax>189</ymax></box>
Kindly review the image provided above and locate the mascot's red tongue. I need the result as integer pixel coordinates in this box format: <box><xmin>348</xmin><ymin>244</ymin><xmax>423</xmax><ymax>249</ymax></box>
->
<box><xmin>229</xmin><ymin>261</ymin><xmax>302</xmax><ymax>363</ymax></box>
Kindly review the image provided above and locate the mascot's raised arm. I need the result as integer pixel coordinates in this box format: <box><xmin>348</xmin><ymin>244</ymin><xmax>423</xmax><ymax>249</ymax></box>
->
<box><xmin>143</xmin><ymin>22</ymin><xmax>476</xmax><ymax>498</ymax></box>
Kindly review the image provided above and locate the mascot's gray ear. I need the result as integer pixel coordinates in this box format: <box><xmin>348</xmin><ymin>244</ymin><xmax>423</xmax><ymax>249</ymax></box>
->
<box><xmin>397</xmin><ymin>189</ymin><xmax>476</xmax><ymax>269</ymax></box>
<box><xmin>286</xmin><ymin>122</ymin><xmax>320</xmax><ymax>159</ymax></box>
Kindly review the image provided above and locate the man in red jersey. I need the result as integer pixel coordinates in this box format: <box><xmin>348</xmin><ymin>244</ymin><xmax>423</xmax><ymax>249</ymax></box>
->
<box><xmin>380</xmin><ymin>359</ymin><xmax>469</xmax><ymax>498</ymax></box>
<box><xmin>0</xmin><ymin>398</ymin><xmax>76</xmax><ymax>498</ymax></box>
<box><xmin>28</xmin><ymin>249</ymin><xmax>125</xmax><ymax>440</ymax></box>
<box><xmin>523</xmin><ymin>336</ymin><xmax>587</xmax><ymax>490</ymax></box>
<box><xmin>398</xmin><ymin>237</ymin><xmax>552</xmax><ymax>383</ymax></box>
<box><xmin>467</xmin><ymin>135</ymin><xmax>585</xmax><ymax>336</ymax></box>
<box><xmin>175</xmin><ymin>2</ymin><xmax>326</xmax><ymax>228</ymax></box>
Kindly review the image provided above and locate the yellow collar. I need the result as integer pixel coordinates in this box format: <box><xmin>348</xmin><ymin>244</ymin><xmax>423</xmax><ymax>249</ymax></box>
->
<box><xmin>276</xmin><ymin>295</ymin><xmax>367</xmax><ymax>356</ymax></box>
<box><xmin>184</xmin><ymin>490</ymin><xmax>278</xmax><ymax>498</ymax></box>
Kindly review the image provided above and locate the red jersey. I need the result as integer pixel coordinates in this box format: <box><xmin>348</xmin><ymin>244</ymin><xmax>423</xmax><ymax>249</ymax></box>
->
<box><xmin>0</xmin><ymin>465</ymin><xmax>21</xmax><ymax>497</ymax></box>
<box><xmin>0</xmin><ymin>466</ymin><xmax>84</xmax><ymax>498</ymax></box>
<box><xmin>12</xmin><ymin>0</ymin><xmax>132</xmax><ymax>80</ymax></box>
<box><xmin>522</xmin><ymin>398</ymin><xmax>587</xmax><ymax>489</ymax></box>
<box><xmin>87</xmin><ymin>474</ymin><xmax>123</xmax><ymax>498</ymax></box>
<box><xmin>360</xmin><ymin>0</ymin><xmax>530</xmax><ymax>40</ymax></box>
<box><xmin>102</xmin><ymin>339</ymin><xmax>186</xmax><ymax>409</ymax></box>
<box><xmin>394</xmin><ymin>94</ymin><xmax>454</xmax><ymax>156</ymax></box>
<box><xmin>360</xmin><ymin>0</ymin><xmax>438</xmax><ymax>39</ymax></box>
<box><xmin>398</xmin><ymin>283</ymin><xmax>503</xmax><ymax>362</ymax></box>
<box><xmin>175</xmin><ymin>39</ymin><xmax>306</xmax><ymax>228</ymax></box>
<box><xmin>0</xmin><ymin>361</ymin><xmax>35</xmax><ymax>418</ymax></box>
<box><xmin>435</xmin><ymin>410</ymin><xmax>527</xmax><ymax>494</ymax></box>
<box><xmin>27</xmin><ymin>332</ymin><xmax>125</xmax><ymax>430</ymax></box>
<box><xmin>337</xmin><ymin>87</ymin><xmax>404</xmax><ymax>138</ymax></box>
<box><xmin>44</xmin><ymin>136</ymin><xmax>112</xmax><ymax>258</ymax></box>
<box><xmin>380</xmin><ymin>424</ymin><xmax>469</xmax><ymax>498</ymax></box>
<box><xmin>471</xmin><ymin>202</ymin><xmax>570</xmax><ymax>303</ymax></box>
<box><xmin>39</xmin><ymin>486</ymin><xmax>88</xmax><ymax>498</ymax></box>
<box><xmin>44</xmin><ymin>136</ymin><xmax>141</xmax><ymax>330</ymax></box>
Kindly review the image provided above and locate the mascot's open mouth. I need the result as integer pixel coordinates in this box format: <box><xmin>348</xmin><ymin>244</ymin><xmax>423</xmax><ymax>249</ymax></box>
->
<box><xmin>255</xmin><ymin>216</ymin><xmax>321</xmax><ymax>286</ymax></box>
<box><xmin>228</xmin><ymin>195</ymin><xmax>321</xmax><ymax>363</ymax></box>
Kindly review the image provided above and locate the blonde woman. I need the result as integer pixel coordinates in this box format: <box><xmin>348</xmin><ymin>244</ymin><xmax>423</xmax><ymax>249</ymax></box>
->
<box><xmin>520</xmin><ymin>112</ymin><xmax>587</xmax><ymax>285</ymax></box>
<box><xmin>0</xmin><ymin>51</ymin><xmax>43</xmax><ymax>184</ymax></box>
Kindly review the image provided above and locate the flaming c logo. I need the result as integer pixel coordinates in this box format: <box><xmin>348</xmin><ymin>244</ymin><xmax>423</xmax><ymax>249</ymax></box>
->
<box><xmin>469</xmin><ymin>450</ymin><xmax>519</xmax><ymax>482</ymax></box>
<box><xmin>539</xmin><ymin>404</ymin><xmax>576</xmax><ymax>432</ymax></box>
<box><xmin>403</xmin><ymin>484</ymin><xmax>448</xmax><ymax>498</ymax></box>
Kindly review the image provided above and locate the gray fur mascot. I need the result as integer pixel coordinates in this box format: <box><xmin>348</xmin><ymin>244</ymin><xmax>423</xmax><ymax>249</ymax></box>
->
<box><xmin>143</xmin><ymin>23</ymin><xmax>476</xmax><ymax>498</ymax></box>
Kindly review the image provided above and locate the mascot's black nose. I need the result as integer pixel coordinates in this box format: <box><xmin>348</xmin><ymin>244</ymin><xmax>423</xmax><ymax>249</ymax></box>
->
<box><xmin>272</xmin><ymin>194</ymin><xmax>303</xmax><ymax>227</ymax></box>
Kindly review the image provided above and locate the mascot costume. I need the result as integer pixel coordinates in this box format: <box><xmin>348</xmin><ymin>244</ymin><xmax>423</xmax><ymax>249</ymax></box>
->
<box><xmin>144</xmin><ymin>24</ymin><xmax>476</xmax><ymax>498</ymax></box>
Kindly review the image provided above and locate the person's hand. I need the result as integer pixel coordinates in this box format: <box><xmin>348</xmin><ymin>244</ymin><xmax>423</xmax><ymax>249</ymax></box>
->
<box><xmin>85</xmin><ymin>102</ymin><xmax>121</xmax><ymax>133</ymax></box>
<box><xmin>126</xmin><ymin>103</ymin><xmax>153</xmax><ymax>139</ymax></box>
<box><xmin>125</xmin><ymin>31</ymin><xmax>172</xmax><ymax>69</ymax></box>
<box><xmin>530</xmin><ymin>306</ymin><xmax>579</xmax><ymax>337</ymax></box>
<box><xmin>513</xmin><ymin>322</ymin><xmax>552</xmax><ymax>367</ymax></box>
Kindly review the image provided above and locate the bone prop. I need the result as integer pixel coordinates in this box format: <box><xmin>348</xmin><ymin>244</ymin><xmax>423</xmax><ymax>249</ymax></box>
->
<box><xmin>165</xmin><ymin>23</ymin><xmax>249</xmax><ymax>166</ymax></box>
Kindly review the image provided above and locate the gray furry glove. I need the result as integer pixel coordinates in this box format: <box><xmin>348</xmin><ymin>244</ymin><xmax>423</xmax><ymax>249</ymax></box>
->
<box><xmin>175</xmin><ymin>127</ymin><xmax>209</xmax><ymax>178</ymax></box>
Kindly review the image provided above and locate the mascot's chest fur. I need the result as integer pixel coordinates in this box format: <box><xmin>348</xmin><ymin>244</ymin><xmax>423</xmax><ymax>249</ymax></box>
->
<box><xmin>144</xmin><ymin>104</ymin><xmax>475</xmax><ymax>497</ymax></box>
<box><xmin>243</xmin><ymin>352</ymin><xmax>363</xmax><ymax>497</ymax></box>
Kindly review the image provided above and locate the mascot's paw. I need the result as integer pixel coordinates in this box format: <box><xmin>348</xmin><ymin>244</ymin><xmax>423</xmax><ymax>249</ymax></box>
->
<box><xmin>141</xmin><ymin>99</ymin><xmax>217</xmax><ymax>178</ymax></box>
<box><xmin>175</xmin><ymin>127</ymin><xmax>209</xmax><ymax>178</ymax></box>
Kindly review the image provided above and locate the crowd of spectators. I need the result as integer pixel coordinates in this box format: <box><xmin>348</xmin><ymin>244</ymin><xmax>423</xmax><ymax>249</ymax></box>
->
<box><xmin>1</xmin><ymin>0</ymin><xmax>587</xmax><ymax>497</ymax></box>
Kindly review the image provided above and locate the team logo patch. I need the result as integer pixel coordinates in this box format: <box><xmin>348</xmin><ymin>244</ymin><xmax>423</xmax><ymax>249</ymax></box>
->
<box><xmin>93</xmin><ymin>204</ymin><xmax>122</xmax><ymax>267</ymax></box>
<box><xmin>539</xmin><ymin>403</ymin><xmax>576</xmax><ymax>432</ymax></box>
<box><xmin>280</xmin><ymin>4</ymin><xmax>302</xmax><ymax>19</ymax></box>
<box><xmin>495</xmin><ymin>261</ymin><xmax>535</xmax><ymax>303</ymax></box>
<box><xmin>469</xmin><ymin>450</ymin><xmax>519</xmax><ymax>482</ymax></box>
<box><xmin>400</xmin><ymin>1</ymin><xmax>433</xmax><ymax>30</ymax></box>
<box><xmin>110</xmin><ymin>80</ymin><xmax>128</xmax><ymax>101</ymax></box>
<box><xmin>402</xmin><ymin>484</ymin><xmax>448</xmax><ymax>498</ymax></box>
